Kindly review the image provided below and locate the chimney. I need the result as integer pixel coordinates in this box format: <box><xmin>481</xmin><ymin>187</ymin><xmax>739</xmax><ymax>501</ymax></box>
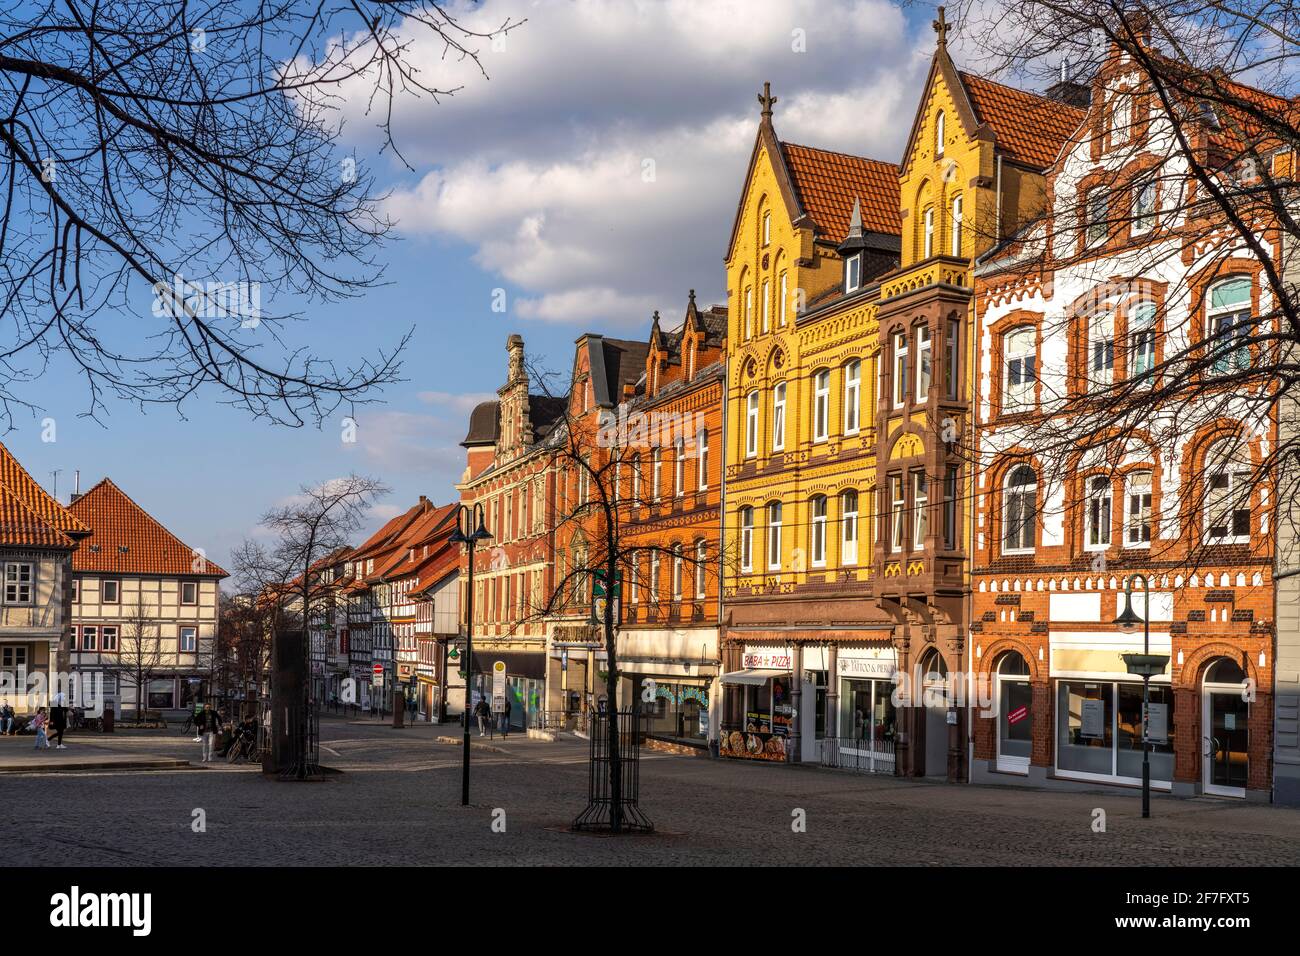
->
<box><xmin>1046</xmin><ymin>60</ymin><xmax>1092</xmax><ymax>108</ymax></box>
<box><xmin>69</xmin><ymin>469</ymin><xmax>82</xmax><ymax>504</ymax></box>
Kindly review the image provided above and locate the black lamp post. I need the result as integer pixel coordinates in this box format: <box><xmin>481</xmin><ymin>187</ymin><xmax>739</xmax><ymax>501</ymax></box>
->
<box><xmin>448</xmin><ymin>502</ymin><xmax>492</xmax><ymax>806</ymax></box>
<box><xmin>1114</xmin><ymin>572</ymin><xmax>1170</xmax><ymax>819</ymax></box>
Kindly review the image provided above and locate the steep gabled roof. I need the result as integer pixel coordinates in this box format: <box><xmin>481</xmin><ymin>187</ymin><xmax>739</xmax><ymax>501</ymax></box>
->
<box><xmin>958</xmin><ymin>71</ymin><xmax>1086</xmax><ymax>169</ymax></box>
<box><xmin>0</xmin><ymin>440</ymin><xmax>89</xmax><ymax>543</ymax></box>
<box><xmin>373</xmin><ymin>502</ymin><xmax>458</xmax><ymax>580</ymax></box>
<box><xmin>67</xmin><ymin>478</ymin><xmax>227</xmax><ymax>576</ymax></box>
<box><xmin>0</xmin><ymin>484</ymin><xmax>75</xmax><ymax>548</ymax></box>
<box><xmin>780</xmin><ymin>143</ymin><xmax>902</xmax><ymax>240</ymax></box>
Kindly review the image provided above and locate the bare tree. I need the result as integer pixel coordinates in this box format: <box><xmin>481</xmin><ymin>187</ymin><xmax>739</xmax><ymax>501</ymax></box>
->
<box><xmin>0</xmin><ymin>1</ymin><xmax>523</xmax><ymax>425</ymax></box>
<box><xmin>104</xmin><ymin>592</ymin><xmax>162</xmax><ymax>722</ymax></box>
<box><xmin>926</xmin><ymin>1</ymin><xmax>1299</xmax><ymax>573</ymax></box>
<box><xmin>233</xmin><ymin>473</ymin><xmax>387</xmax><ymax>776</ymax></box>
<box><xmin>504</xmin><ymin>360</ymin><xmax>729</xmax><ymax>832</ymax></box>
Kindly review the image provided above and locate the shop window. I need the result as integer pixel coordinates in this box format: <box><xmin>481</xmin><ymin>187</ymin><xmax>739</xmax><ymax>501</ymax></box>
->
<box><xmin>1056</xmin><ymin>681</ymin><xmax>1114</xmax><ymax>775</ymax></box>
<box><xmin>1205</xmin><ymin>439</ymin><xmax>1251</xmax><ymax>544</ymax></box>
<box><xmin>1116</xmin><ymin>682</ymin><xmax>1174</xmax><ymax>780</ymax></box>
<box><xmin>1207</xmin><ymin>277</ymin><xmax>1252</xmax><ymax>376</ymax></box>
<box><xmin>810</xmin><ymin>495</ymin><xmax>827</xmax><ymax>567</ymax></box>
<box><xmin>1002</xmin><ymin>465</ymin><xmax>1037</xmax><ymax>554</ymax></box>
<box><xmin>1125</xmin><ymin>471</ymin><xmax>1152</xmax><ymax>546</ymax></box>
<box><xmin>1085</xmin><ymin>476</ymin><xmax>1112</xmax><ymax>550</ymax></box>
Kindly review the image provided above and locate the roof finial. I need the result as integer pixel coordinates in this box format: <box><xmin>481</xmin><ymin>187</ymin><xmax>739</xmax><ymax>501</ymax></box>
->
<box><xmin>847</xmin><ymin>197</ymin><xmax>863</xmax><ymax>239</ymax></box>
<box><xmin>933</xmin><ymin>5</ymin><xmax>950</xmax><ymax>48</ymax></box>
<box><xmin>758</xmin><ymin>81</ymin><xmax>777</xmax><ymax>121</ymax></box>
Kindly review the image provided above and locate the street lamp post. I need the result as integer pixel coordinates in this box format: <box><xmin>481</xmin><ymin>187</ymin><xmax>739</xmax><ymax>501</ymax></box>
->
<box><xmin>1114</xmin><ymin>572</ymin><xmax>1170</xmax><ymax>819</ymax></box>
<box><xmin>449</xmin><ymin>502</ymin><xmax>492</xmax><ymax>806</ymax></box>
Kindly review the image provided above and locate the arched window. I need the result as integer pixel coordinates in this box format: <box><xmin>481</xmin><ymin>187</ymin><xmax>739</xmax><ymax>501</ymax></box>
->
<box><xmin>630</xmin><ymin>454</ymin><xmax>641</xmax><ymax>503</ymax></box>
<box><xmin>892</xmin><ymin>330</ymin><xmax>909</xmax><ymax>408</ymax></box>
<box><xmin>915</xmin><ymin>325</ymin><xmax>932</xmax><ymax>401</ymax></box>
<box><xmin>843</xmin><ymin>360</ymin><xmax>861</xmax><ymax>434</ymax></box>
<box><xmin>923</xmin><ymin>206</ymin><xmax>935</xmax><ymax>258</ymax></box>
<box><xmin>648</xmin><ymin>550</ymin><xmax>661</xmax><ymax>607</ymax></box>
<box><xmin>761</xmin><ymin>278</ymin><xmax>771</xmax><ymax>333</ymax></box>
<box><xmin>627</xmin><ymin>550</ymin><xmax>639</xmax><ymax>605</ymax></box>
<box><xmin>996</xmin><ymin>651</ymin><xmax>1031</xmax><ymax>765</ymax></box>
<box><xmin>998</xmin><ymin>651</ymin><xmax>1030</xmax><ymax>676</ymax></box>
<box><xmin>742</xmin><ymin>270</ymin><xmax>754</xmax><ymax>339</ymax></box>
<box><xmin>674</xmin><ymin>436</ymin><xmax>685</xmax><ymax>496</ymax></box>
<box><xmin>772</xmin><ymin>382</ymin><xmax>786</xmax><ymax>452</ymax></box>
<box><xmin>739</xmin><ymin>506</ymin><xmax>754</xmax><ymax>572</ymax></box>
<box><xmin>913</xmin><ymin>471</ymin><xmax>929</xmax><ymax>547</ymax></box>
<box><xmin>935</xmin><ymin>110</ymin><xmax>946</xmax><ymax>157</ymax></box>
<box><xmin>951</xmin><ymin>193</ymin><xmax>963</xmax><ymax>256</ymax></box>
<box><xmin>1207</xmin><ymin>277</ymin><xmax>1252</xmax><ymax>376</ymax></box>
<box><xmin>1085</xmin><ymin>475</ymin><xmax>1112</xmax><ymax>550</ymax></box>
<box><xmin>1205</xmin><ymin>438</ymin><xmax>1251</xmax><ymax>544</ymax></box>
<box><xmin>841</xmin><ymin>490</ymin><xmax>859</xmax><ymax>565</ymax></box>
<box><xmin>810</xmin><ymin>495</ymin><xmax>828</xmax><ymax>567</ymax></box>
<box><xmin>1087</xmin><ymin>311</ymin><xmax>1115</xmax><ymax>391</ymax></box>
<box><xmin>767</xmin><ymin>501</ymin><xmax>783</xmax><ymax>571</ymax></box>
<box><xmin>671</xmin><ymin>543</ymin><xmax>683</xmax><ymax>601</ymax></box>
<box><xmin>652</xmin><ymin>447</ymin><xmax>662</xmax><ymax>502</ymax></box>
<box><xmin>1003</xmin><ymin>465</ymin><xmax>1038</xmax><ymax>553</ymax></box>
<box><xmin>1004</xmin><ymin>325</ymin><xmax>1037</xmax><ymax>409</ymax></box>
<box><xmin>1206</xmin><ymin>658</ymin><xmax>1247</xmax><ymax>684</ymax></box>
<box><xmin>745</xmin><ymin>390</ymin><xmax>759</xmax><ymax>458</ymax></box>
<box><xmin>778</xmin><ymin>268</ymin><xmax>789</xmax><ymax>327</ymax></box>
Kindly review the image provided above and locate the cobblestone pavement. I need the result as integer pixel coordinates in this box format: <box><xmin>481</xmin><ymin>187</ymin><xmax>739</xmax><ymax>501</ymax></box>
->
<box><xmin>3</xmin><ymin>715</ymin><xmax>1299</xmax><ymax>866</ymax></box>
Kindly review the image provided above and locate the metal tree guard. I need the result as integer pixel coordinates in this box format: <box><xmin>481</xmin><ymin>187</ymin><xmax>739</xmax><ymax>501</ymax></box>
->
<box><xmin>572</xmin><ymin>708</ymin><xmax>654</xmax><ymax>833</ymax></box>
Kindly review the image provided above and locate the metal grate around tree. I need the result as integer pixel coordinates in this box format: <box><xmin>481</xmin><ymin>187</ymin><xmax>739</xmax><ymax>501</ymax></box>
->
<box><xmin>572</xmin><ymin>708</ymin><xmax>654</xmax><ymax>833</ymax></box>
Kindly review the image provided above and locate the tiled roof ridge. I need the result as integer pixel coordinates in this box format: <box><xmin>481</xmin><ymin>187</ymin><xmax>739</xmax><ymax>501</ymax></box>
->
<box><xmin>0</xmin><ymin>482</ymin><xmax>72</xmax><ymax>547</ymax></box>
<box><xmin>957</xmin><ymin>69</ymin><xmax>1087</xmax><ymax>116</ymax></box>
<box><xmin>69</xmin><ymin>477</ymin><xmax>229</xmax><ymax>576</ymax></box>
<box><xmin>779</xmin><ymin>140</ymin><xmax>901</xmax><ymax>169</ymax></box>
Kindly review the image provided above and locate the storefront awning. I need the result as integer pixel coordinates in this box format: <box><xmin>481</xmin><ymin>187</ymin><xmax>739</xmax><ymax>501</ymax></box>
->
<box><xmin>721</xmin><ymin>668</ymin><xmax>786</xmax><ymax>686</ymax></box>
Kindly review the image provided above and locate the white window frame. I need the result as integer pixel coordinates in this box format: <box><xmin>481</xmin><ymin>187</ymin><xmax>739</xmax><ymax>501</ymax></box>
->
<box><xmin>1004</xmin><ymin>325</ymin><xmax>1037</xmax><ymax>409</ymax></box>
<box><xmin>1003</xmin><ymin>466</ymin><xmax>1038</xmax><ymax>555</ymax></box>
<box><xmin>950</xmin><ymin>194</ymin><xmax>963</xmax><ymax>256</ymax></box>
<box><xmin>923</xmin><ymin>207</ymin><xmax>935</xmax><ymax>258</ymax></box>
<box><xmin>1205</xmin><ymin>441</ymin><xmax>1251</xmax><ymax>545</ymax></box>
<box><xmin>740</xmin><ymin>507</ymin><xmax>754</xmax><ymax>573</ymax></box>
<box><xmin>843</xmin><ymin>360</ymin><xmax>860</xmax><ymax>434</ymax></box>
<box><xmin>810</xmin><ymin>496</ymin><xmax>827</xmax><ymax>568</ymax></box>
<box><xmin>180</xmin><ymin>626</ymin><xmax>198</xmax><ymax>653</ymax></box>
<box><xmin>841</xmin><ymin>491</ymin><xmax>859</xmax><ymax>565</ymax></box>
<box><xmin>745</xmin><ymin>391</ymin><xmax>759</xmax><ymax>458</ymax></box>
<box><xmin>772</xmin><ymin>383</ymin><xmax>786</xmax><ymax>451</ymax></box>
<box><xmin>915</xmin><ymin>325</ymin><xmax>932</xmax><ymax>402</ymax></box>
<box><xmin>913</xmin><ymin>471</ymin><xmax>929</xmax><ymax>548</ymax></box>
<box><xmin>745</xmin><ymin>286</ymin><xmax>753</xmax><ymax>338</ymax></box>
<box><xmin>1088</xmin><ymin>312</ymin><xmax>1115</xmax><ymax>392</ymax></box>
<box><xmin>1129</xmin><ymin>302</ymin><xmax>1157</xmax><ymax>384</ymax></box>
<box><xmin>892</xmin><ymin>331</ymin><xmax>908</xmax><ymax>408</ymax></box>
<box><xmin>694</xmin><ymin>540</ymin><xmax>707</xmax><ymax>599</ymax></box>
<box><xmin>81</xmin><ymin>625</ymin><xmax>98</xmax><ymax>652</ymax></box>
<box><xmin>1085</xmin><ymin>476</ymin><xmax>1112</xmax><ymax>551</ymax></box>
<box><xmin>1207</xmin><ymin>277</ymin><xmax>1252</xmax><ymax>377</ymax></box>
<box><xmin>1124</xmin><ymin>471</ymin><xmax>1153</xmax><ymax>548</ymax></box>
<box><xmin>674</xmin><ymin>437</ymin><xmax>685</xmax><ymax>496</ymax></box>
<box><xmin>763</xmin><ymin>210</ymin><xmax>771</xmax><ymax>246</ymax></box>
<box><xmin>813</xmin><ymin>369</ymin><xmax>830</xmax><ymax>442</ymax></box>
<box><xmin>779</xmin><ymin>271</ymin><xmax>789</xmax><ymax>326</ymax></box>
<box><xmin>936</xmin><ymin>110</ymin><xmax>945</xmax><ymax>156</ymax></box>
<box><xmin>3</xmin><ymin>562</ymin><xmax>33</xmax><ymax>605</ymax></box>
<box><xmin>652</xmin><ymin>448</ymin><xmax>662</xmax><ymax>502</ymax></box>
<box><xmin>761</xmin><ymin>278</ymin><xmax>771</xmax><ymax>333</ymax></box>
<box><xmin>845</xmin><ymin>254</ymin><xmax>862</xmax><ymax>293</ymax></box>
<box><xmin>697</xmin><ymin>428</ymin><xmax>709</xmax><ymax>490</ymax></box>
<box><xmin>889</xmin><ymin>477</ymin><xmax>905</xmax><ymax>553</ymax></box>
<box><xmin>101</xmin><ymin>626</ymin><xmax>118</xmax><ymax>652</ymax></box>
<box><xmin>671</xmin><ymin>546</ymin><xmax>683</xmax><ymax>601</ymax></box>
<box><xmin>1132</xmin><ymin>177</ymin><xmax>1156</xmax><ymax>233</ymax></box>
<box><xmin>767</xmin><ymin>501</ymin><xmax>783</xmax><ymax>571</ymax></box>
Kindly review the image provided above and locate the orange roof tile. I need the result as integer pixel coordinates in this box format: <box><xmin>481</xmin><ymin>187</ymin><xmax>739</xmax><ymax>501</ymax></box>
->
<box><xmin>0</xmin><ymin>440</ymin><xmax>89</xmax><ymax>539</ymax></box>
<box><xmin>959</xmin><ymin>72</ymin><xmax>1086</xmax><ymax>169</ymax></box>
<box><xmin>67</xmin><ymin>478</ymin><xmax>227</xmax><ymax>577</ymax></box>
<box><xmin>780</xmin><ymin>143</ymin><xmax>901</xmax><ymax>240</ymax></box>
<box><xmin>0</xmin><ymin>484</ymin><xmax>74</xmax><ymax>548</ymax></box>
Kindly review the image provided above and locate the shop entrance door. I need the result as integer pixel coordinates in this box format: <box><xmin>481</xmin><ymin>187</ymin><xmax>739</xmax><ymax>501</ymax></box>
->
<box><xmin>1202</xmin><ymin>685</ymin><xmax>1249</xmax><ymax>797</ymax></box>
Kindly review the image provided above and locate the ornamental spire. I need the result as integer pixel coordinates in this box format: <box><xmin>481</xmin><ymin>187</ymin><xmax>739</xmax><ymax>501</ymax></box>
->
<box><xmin>933</xmin><ymin>5</ymin><xmax>950</xmax><ymax>49</ymax></box>
<box><xmin>757</xmin><ymin>81</ymin><xmax>777</xmax><ymax>122</ymax></box>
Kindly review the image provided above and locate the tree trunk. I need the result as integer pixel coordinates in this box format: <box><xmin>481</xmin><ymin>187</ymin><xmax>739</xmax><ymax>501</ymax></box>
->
<box><xmin>604</xmin><ymin>554</ymin><xmax>622</xmax><ymax>833</ymax></box>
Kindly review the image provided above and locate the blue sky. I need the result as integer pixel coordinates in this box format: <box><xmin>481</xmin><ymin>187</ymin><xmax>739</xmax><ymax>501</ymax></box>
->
<box><xmin>7</xmin><ymin>0</ymin><xmax>964</xmax><ymax>578</ymax></box>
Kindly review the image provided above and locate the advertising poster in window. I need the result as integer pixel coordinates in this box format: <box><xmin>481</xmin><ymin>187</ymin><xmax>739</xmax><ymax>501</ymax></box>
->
<box><xmin>1081</xmin><ymin>697</ymin><xmax>1105</xmax><ymax>739</ymax></box>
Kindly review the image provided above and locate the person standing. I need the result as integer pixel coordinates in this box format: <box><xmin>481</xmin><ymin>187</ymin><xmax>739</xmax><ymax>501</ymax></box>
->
<box><xmin>1</xmin><ymin>702</ymin><xmax>13</xmax><ymax>734</ymax></box>
<box><xmin>31</xmin><ymin>708</ymin><xmax>50</xmax><ymax>750</ymax></box>
<box><xmin>473</xmin><ymin>697</ymin><xmax>490</xmax><ymax>737</ymax></box>
<box><xmin>200</xmin><ymin>707</ymin><xmax>221</xmax><ymax>762</ymax></box>
<box><xmin>49</xmin><ymin>690</ymin><xmax>68</xmax><ymax>750</ymax></box>
<box><xmin>499</xmin><ymin>696</ymin><xmax>511</xmax><ymax>737</ymax></box>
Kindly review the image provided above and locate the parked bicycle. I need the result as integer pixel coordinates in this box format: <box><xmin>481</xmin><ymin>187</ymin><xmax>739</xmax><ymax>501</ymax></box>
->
<box><xmin>226</xmin><ymin>724</ymin><xmax>259</xmax><ymax>764</ymax></box>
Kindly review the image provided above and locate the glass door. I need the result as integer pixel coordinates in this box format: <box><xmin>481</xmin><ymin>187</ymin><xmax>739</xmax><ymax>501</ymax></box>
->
<box><xmin>1203</xmin><ymin>687</ymin><xmax>1249</xmax><ymax>796</ymax></box>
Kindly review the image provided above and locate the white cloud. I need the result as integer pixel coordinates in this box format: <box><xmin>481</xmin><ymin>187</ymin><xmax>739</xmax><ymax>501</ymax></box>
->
<box><xmin>328</xmin><ymin>0</ymin><xmax>930</xmax><ymax>330</ymax></box>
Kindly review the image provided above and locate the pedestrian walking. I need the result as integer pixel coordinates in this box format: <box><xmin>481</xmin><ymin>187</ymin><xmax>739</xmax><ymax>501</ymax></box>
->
<box><xmin>1</xmin><ymin>702</ymin><xmax>14</xmax><ymax>735</ymax></box>
<box><xmin>473</xmin><ymin>698</ymin><xmax>490</xmax><ymax>737</ymax></box>
<box><xmin>200</xmin><ymin>707</ymin><xmax>222</xmax><ymax>762</ymax></box>
<box><xmin>192</xmin><ymin>700</ymin><xmax>204</xmax><ymax>741</ymax></box>
<box><xmin>49</xmin><ymin>690</ymin><xmax>68</xmax><ymax>750</ymax></box>
<box><xmin>31</xmin><ymin>708</ymin><xmax>49</xmax><ymax>750</ymax></box>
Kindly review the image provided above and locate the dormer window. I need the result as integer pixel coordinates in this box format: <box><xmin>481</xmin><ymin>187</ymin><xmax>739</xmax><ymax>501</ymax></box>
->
<box><xmin>936</xmin><ymin>110</ymin><xmax>945</xmax><ymax>157</ymax></box>
<box><xmin>844</xmin><ymin>254</ymin><xmax>862</xmax><ymax>293</ymax></box>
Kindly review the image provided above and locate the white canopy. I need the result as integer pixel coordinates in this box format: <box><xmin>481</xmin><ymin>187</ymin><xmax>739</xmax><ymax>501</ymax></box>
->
<box><xmin>720</xmin><ymin>668</ymin><xmax>786</xmax><ymax>686</ymax></box>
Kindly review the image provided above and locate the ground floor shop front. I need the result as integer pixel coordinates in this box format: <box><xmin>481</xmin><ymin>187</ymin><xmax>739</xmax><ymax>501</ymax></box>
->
<box><xmin>616</xmin><ymin>626</ymin><xmax>720</xmax><ymax>748</ymax></box>
<box><xmin>971</xmin><ymin>632</ymin><xmax>1273</xmax><ymax>800</ymax></box>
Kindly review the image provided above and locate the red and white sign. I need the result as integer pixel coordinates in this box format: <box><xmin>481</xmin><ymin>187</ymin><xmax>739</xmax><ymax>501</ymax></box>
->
<box><xmin>1007</xmin><ymin>705</ymin><xmax>1028</xmax><ymax>725</ymax></box>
